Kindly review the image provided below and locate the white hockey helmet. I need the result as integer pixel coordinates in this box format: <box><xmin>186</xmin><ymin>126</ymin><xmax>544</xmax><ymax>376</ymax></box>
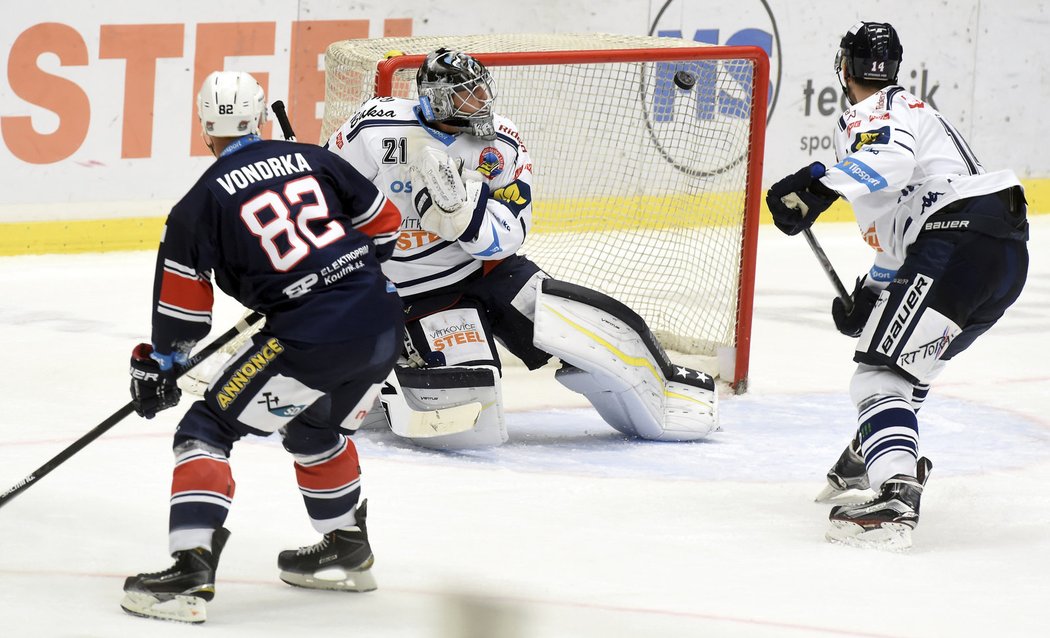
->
<box><xmin>196</xmin><ymin>71</ymin><xmax>267</xmax><ymax>137</ymax></box>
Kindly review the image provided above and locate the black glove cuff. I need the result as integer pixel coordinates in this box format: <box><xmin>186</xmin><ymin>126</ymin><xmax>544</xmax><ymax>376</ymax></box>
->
<box><xmin>808</xmin><ymin>178</ymin><xmax>839</xmax><ymax>202</ymax></box>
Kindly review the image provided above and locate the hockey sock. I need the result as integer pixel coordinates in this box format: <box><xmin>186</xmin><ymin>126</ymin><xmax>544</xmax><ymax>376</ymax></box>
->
<box><xmin>292</xmin><ymin>436</ymin><xmax>362</xmax><ymax>533</ymax></box>
<box><xmin>168</xmin><ymin>441</ymin><xmax>236</xmax><ymax>554</ymax></box>
<box><xmin>857</xmin><ymin>396</ymin><xmax>919</xmax><ymax>490</ymax></box>
<box><xmin>910</xmin><ymin>382</ymin><xmax>931</xmax><ymax>413</ymax></box>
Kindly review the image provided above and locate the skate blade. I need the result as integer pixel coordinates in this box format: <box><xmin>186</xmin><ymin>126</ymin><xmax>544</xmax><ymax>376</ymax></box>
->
<box><xmin>120</xmin><ymin>591</ymin><xmax>208</xmax><ymax>623</ymax></box>
<box><xmin>280</xmin><ymin>559</ymin><xmax>377</xmax><ymax>592</ymax></box>
<box><xmin>825</xmin><ymin>520</ymin><xmax>913</xmax><ymax>551</ymax></box>
<box><xmin>814</xmin><ymin>484</ymin><xmax>875</xmax><ymax>504</ymax></box>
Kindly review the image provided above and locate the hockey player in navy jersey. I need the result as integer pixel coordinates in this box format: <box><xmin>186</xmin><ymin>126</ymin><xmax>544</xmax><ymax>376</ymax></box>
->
<box><xmin>766</xmin><ymin>22</ymin><xmax>1029</xmax><ymax>550</ymax></box>
<box><xmin>324</xmin><ymin>48</ymin><xmax>717</xmax><ymax>448</ymax></box>
<box><xmin>121</xmin><ymin>71</ymin><xmax>404</xmax><ymax>623</ymax></box>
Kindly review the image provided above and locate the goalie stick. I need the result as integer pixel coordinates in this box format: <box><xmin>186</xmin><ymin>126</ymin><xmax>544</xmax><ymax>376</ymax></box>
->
<box><xmin>0</xmin><ymin>311</ymin><xmax>264</xmax><ymax>511</ymax></box>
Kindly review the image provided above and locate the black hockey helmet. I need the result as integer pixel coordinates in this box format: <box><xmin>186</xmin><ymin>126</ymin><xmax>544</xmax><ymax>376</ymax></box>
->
<box><xmin>835</xmin><ymin>22</ymin><xmax>903</xmax><ymax>83</ymax></box>
<box><xmin>416</xmin><ymin>48</ymin><xmax>497</xmax><ymax>140</ymax></box>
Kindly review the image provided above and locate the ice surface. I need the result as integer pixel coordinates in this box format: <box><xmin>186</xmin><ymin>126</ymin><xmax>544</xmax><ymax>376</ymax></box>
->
<box><xmin>1</xmin><ymin>219</ymin><xmax>1048</xmax><ymax>637</ymax></box>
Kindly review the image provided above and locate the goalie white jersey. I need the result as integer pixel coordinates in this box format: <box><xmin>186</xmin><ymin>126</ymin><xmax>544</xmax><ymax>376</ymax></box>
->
<box><xmin>819</xmin><ymin>86</ymin><xmax>1022</xmax><ymax>286</ymax></box>
<box><xmin>325</xmin><ymin>97</ymin><xmax>534</xmax><ymax>299</ymax></box>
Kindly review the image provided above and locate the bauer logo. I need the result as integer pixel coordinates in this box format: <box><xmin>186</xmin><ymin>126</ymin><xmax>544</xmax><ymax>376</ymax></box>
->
<box><xmin>879</xmin><ymin>274</ymin><xmax>932</xmax><ymax>356</ymax></box>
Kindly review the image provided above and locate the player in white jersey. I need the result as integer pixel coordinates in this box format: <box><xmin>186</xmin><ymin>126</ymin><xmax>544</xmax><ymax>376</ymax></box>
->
<box><xmin>325</xmin><ymin>48</ymin><xmax>717</xmax><ymax>448</ymax></box>
<box><xmin>766</xmin><ymin>22</ymin><xmax>1028</xmax><ymax>550</ymax></box>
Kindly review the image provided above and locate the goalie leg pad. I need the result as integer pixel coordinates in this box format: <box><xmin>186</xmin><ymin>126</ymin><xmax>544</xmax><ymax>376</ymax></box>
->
<box><xmin>381</xmin><ymin>365</ymin><xmax>506</xmax><ymax>449</ymax></box>
<box><xmin>535</xmin><ymin>280</ymin><xmax>717</xmax><ymax>441</ymax></box>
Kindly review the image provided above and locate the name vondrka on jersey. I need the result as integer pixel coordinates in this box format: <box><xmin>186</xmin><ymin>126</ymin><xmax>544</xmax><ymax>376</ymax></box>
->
<box><xmin>215</xmin><ymin>153</ymin><xmax>313</xmax><ymax>195</ymax></box>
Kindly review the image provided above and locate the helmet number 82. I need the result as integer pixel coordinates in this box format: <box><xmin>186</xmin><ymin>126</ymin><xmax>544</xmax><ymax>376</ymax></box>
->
<box><xmin>239</xmin><ymin>175</ymin><xmax>346</xmax><ymax>272</ymax></box>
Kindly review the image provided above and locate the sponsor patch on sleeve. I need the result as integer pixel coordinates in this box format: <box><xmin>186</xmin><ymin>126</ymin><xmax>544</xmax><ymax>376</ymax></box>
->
<box><xmin>834</xmin><ymin>157</ymin><xmax>888</xmax><ymax>192</ymax></box>
<box><xmin>850</xmin><ymin>126</ymin><xmax>890</xmax><ymax>152</ymax></box>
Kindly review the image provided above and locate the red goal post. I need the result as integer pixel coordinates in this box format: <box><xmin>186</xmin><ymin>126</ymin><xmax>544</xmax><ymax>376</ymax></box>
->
<box><xmin>322</xmin><ymin>35</ymin><xmax>768</xmax><ymax>392</ymax></box>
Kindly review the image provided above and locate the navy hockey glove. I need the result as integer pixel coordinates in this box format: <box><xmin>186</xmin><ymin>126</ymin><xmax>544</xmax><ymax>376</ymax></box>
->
<box><xmin>129</xmin><ymin>343</ymin><xmax>182</xmax><ymax>419</ymax></box>
<box><xmin>832</xmin><ymin>278</ymin><xmax>880</xmax><ymax>338</ymax></box>
<box><xmin>766</xmin><ymin>162</ymin><xmax>839</xmax><ymax>235</ymax></box>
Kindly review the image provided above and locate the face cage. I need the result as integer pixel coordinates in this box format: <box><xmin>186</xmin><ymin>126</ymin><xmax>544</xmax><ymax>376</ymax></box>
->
<box><xmin>422</xmin><ymin>74</ymin><xmax>497</xmax><ymax>138</ymax></box>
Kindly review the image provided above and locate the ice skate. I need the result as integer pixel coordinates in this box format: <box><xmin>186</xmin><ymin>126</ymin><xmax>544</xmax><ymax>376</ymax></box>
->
<box><xmin>278</xmin><ymin>499</ymin><xmax>377</xmax><ymax>592</ymax></box>
<box><xmin>120</xmin><ymin>527</ymin><xmax>230</xmax><ymax>623</ymax></box>
<box><xmin>826</xmin><ymin>457</ymin><xmax>932</xmax><ymax>551</ymax></box>
<box><xmin>814</xmin><ymin>434</ymin><xmax>872</xmax><ymax>503</ymax></box>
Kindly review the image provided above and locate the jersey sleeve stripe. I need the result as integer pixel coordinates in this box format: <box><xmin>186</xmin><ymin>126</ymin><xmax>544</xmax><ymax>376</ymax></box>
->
<box><xmin>159</xmin><ymin>269</ymin><xmax>214</xmax><ymax>312</ymax></box>
<box><xmin>158</xmin><ymin>303</ymin><xmax>213</xmax><ymax>324</ymax></box>
<box><xmin>353</xmin><ymin>196</ymin><xmax>402</xmax><ymax>241</ymax></box>
<box><xmin>394</xmin><ymin>259</ymin><xmax>481</xmax><ymax>289</ymax></box>
<box><xmin>162</xmin><ymin>258</ymin><xmax>199</xmax><ymax>278</ymax></box>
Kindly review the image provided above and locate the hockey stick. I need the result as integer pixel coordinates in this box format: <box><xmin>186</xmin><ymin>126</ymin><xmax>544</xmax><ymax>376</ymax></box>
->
<box><xmin>802</xmin><ymin>227</ymin><xmax>853</xmax><ymax>313</ymax></box>
<box><xmin>270</xmin><ymin>100</ymin><xmax>297</xmax><ymax>142</ymax></box>
<box><xmin>0</xmin><ymin>311</ymin><xmax>264</xmax><ymax>510</ymax></box>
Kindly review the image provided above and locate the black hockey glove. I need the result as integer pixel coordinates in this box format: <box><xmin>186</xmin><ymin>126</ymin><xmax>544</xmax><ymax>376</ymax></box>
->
<box><xmin>766</xmin><ymin>162</ymin><xmax>839</xmax><ymax>236</ymax></box>
<box><xmin>832</xmin><ymin>278</ymin><xmax>880</xmax><ymax>338</ymax></box>
<box><xmin>129</xmin><ymin>343</ymin><xmax>182</xmax><ymax>419</ymax></box>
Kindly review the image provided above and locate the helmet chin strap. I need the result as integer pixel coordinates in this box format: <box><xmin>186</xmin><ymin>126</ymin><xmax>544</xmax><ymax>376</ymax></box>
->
<box><xmin>837</xmin><ymin>68</ymin><xmax>856</xmax><ymax>106</ymax></box>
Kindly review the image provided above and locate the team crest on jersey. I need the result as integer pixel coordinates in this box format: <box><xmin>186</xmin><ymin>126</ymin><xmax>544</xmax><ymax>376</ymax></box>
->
<box><xmin>335</xmin><ymin>131</ymin><xmax>344</xmax><ymax>149</ymax></box>
<box><xmin>851</xmin><ymin>126</ymin><xmax>890</xmax><ymax>152</ymax></box>
<box><xmin>477</xmin><ymin>147</ymin><xmax>505</xmax><ymax>178</ymax></box>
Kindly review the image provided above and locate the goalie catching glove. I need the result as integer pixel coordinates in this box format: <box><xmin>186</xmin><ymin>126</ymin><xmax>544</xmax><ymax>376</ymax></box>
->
<box><xmin>409</xmin><ymin>146</ymin><xmax>488</xmax><ymax>241</ymax></box>
<box><xmin>129</xmin><ymin>343</ymin><xmax>182</xmax><ymax>419</ymax></box>
<box><xmin>766</xmin><ymin>162</ymin><xmax>839</xmax><ymax>235</ymax></box>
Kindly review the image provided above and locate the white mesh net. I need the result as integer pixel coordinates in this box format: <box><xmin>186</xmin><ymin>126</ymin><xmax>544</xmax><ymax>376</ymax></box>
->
<box><xmin>322</xmin><ymin>34</ymin><xmax>764</xmax><ymax>386</ymax></box>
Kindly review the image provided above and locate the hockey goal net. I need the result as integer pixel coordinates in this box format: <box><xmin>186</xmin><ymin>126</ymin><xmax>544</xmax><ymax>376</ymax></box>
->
<box><xmin>321</xmin><ymin>34</ymin><xmax>768</xmax><ymax>392</ymax></box>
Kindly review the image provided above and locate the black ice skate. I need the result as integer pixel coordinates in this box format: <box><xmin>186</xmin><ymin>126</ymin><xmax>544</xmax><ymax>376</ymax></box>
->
<box><xmin>814</xmin><ymin>434</ymin><xmax>872</xmax><ymax>503</ymax></box>
<box><xmin>278</xmin><ymin>499</ymin><xmax>377</xmax><ymax>592</ymax></box>
<box><xmin>825</xmin><ymin>457</ymin><xmax>932</xmax><ymax>551</ymax></box>
<box><xmin>120</xmin><ymin>527</ymin><xmax>230</xmax><ymax>623</ymax></box>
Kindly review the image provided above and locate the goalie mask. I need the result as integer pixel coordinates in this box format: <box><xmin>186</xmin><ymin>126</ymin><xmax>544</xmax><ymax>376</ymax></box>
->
<box><xmin>197</xmin><ymin>71</ymin><xmax>267</xmax><ymax>137</ymax></box>
<box><xmin>835</xmin><ymin>22</ymin><xmax>903</xmax><ymax>101</ymax></box>
<box><xmin>417</xmin><ymin>48</ymin><xmax>497</xmax><ymax>140</ymax></box>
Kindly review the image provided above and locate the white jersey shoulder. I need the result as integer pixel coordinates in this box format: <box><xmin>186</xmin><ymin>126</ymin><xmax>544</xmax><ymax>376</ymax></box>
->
<box><xmin>822</xmin><ymin>86</ymin><xmax>1020</xmax><ymax>273</ymax></box>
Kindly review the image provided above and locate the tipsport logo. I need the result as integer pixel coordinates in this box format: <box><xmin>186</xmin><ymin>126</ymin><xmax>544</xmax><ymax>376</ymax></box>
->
<box><xmin>836</xmin><ymin>158</ymin><xmax>888</xmax><ymax>192</ymax></box>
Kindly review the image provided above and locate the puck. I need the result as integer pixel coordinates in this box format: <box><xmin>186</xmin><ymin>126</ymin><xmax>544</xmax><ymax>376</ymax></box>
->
<box><xmin>673</xmin><ymin>70</ymin><xmax>697</xmax><ymax>90</ymax></box>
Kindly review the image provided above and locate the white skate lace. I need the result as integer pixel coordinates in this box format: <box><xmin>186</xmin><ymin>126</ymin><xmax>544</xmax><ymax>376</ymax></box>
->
<box><xmin>296</xmin><ymin>534</ymin><xmax>334</xmax><ymax>556</ymax></box>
